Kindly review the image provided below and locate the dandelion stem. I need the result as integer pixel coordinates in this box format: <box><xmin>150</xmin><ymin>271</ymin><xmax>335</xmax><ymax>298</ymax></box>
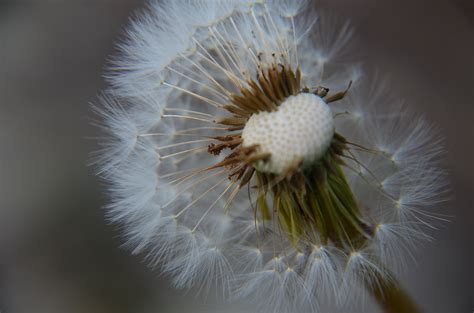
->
<box><xmin>370</xmin><ymin>271</ymin><xmax>420</xmax><ymax>313</ymax></box>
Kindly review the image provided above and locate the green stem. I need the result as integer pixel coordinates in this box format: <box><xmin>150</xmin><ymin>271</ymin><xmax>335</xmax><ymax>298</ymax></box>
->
<box><xmin>370</xmin><ymin>272</ymin><xmax>421</xmax><ymax>313</ymax></box>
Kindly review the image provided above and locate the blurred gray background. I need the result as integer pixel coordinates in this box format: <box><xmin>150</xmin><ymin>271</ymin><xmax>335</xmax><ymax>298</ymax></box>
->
<box><xmin>0</xmin><ymin>0</ymin><xmax>472</xmax><ymax>312</ymax></box>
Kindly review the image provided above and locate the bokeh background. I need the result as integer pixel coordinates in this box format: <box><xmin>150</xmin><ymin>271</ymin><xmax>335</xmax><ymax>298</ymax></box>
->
<box><xmin>0</xmin><ymin>0</ymin><xmax>472</xmax><ymax>312</ymax></box>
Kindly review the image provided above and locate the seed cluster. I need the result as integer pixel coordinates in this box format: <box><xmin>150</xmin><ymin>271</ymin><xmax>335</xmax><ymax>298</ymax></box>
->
<box><xmin>200</xmin><ymin>63</ymin><xmax>368</xmax><ymax>248</ymax></box>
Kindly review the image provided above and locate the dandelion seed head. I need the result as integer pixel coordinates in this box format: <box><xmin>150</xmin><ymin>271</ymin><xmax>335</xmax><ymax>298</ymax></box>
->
<box><xmin>94</xmin><ymin>0</ymin><xmax>446</xmax><ymax>311</ymax></box>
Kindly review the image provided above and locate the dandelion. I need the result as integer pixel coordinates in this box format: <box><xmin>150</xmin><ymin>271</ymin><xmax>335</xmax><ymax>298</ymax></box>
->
<box><xmin>94</xmin><ymin>1</ymin><xmax>447</xmax><ymax>312</ymax></box>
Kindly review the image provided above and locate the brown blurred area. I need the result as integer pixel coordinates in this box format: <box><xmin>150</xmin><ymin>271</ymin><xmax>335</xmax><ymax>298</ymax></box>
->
<box><xmin>0</xmin><ymin>1</ymin><xmax>472</xmax><ymax>312</ymax></box>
